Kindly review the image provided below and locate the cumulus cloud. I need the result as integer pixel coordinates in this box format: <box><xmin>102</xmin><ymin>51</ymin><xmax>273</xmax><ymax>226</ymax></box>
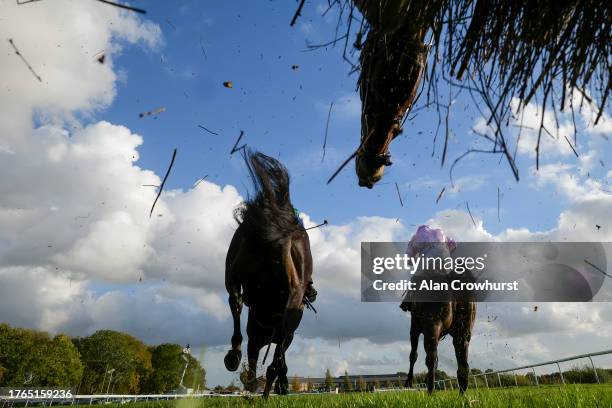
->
<box><xmin>0</xmin><ymin>0</ymin><xmax>161</xmax><ymax>140</ymax></box>
<box><xmin>472</xmin><ymin>95</ymin><xmax>610</xmax><ymax>174</ymax></box>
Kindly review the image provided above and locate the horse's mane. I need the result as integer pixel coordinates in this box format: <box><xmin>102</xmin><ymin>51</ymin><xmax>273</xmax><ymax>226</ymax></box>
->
<box><xmin>235</xmin><ymin>149</ymin><xmax>300</xmax><ymax>244</ymax></box>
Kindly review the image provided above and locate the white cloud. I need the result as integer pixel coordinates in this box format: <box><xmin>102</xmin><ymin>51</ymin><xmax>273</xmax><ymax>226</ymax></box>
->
<box><xmin>473</xmin><ymin>95</ymin><xmax>610</xmax><ymax>173</ymax></box>
<box><xmin>0</xmin><ymin>0</ymin><xmax>161</xmax><ymax>142</ymax></box>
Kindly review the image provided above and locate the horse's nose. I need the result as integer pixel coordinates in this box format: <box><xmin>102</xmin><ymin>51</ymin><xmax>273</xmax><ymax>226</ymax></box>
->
<box><xmin>359</xmin><ymin>180</ymin><xmax>374</xmax><ymax>189</ymax></box>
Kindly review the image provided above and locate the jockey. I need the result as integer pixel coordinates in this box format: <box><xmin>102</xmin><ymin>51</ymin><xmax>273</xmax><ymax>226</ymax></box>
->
<box><xmin>400</xmin><ymin>225</ymin><xmax>456</xmax><ymax>312</ymax></box>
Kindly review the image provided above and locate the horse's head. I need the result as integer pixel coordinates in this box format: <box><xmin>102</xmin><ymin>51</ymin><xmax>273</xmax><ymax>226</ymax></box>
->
<box><xmin>355</xmin><ymin>25</ymin><xmax>427</xmax><ymax>188</ymax></box>
<box><xmin>355</xmin><ymin>150</ymin><xmax>393</xmax><ymax>188</ymax></box>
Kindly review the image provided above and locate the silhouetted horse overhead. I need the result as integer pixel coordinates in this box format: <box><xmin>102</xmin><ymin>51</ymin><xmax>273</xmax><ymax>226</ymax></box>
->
<box><xmin>400</xmin><ymin>226</ymin><xmax>476</xmax><ymax>394</ymax></box>
<box><xmin>224</xmin><ymin>150</ymin><xmax>315</xmax><ymax>397</ymax></box>
<box><xmin>353</xmin><ymin>1</ymin><xmax>428</xmax><ymax>188</ymax></box>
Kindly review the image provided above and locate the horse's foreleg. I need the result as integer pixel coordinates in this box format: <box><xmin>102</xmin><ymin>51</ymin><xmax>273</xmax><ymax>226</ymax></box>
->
<box><xmin>423</xmin><ymin>325</ymin><xmax>441</xmax><ymax>394</ymax></box>
<box><xmin>223</xmin><ymin>286</ymin><xmax>243</xmax><ymax>371</ymax></box>
<box><xmin>263</xmin><ymin>288</ymin><xmax>304</xmax><ymax>398</ymax></box>
<box><xmin>405</xmin><ymin>321</ymin><xmax>420</xmax><ymax>388</ymax></box>
<box><xmin>453</xmin><ymin>333</ymin><xmax>471</xmax><ymax>394</ymax></box>
<box><xmin>244</xmin><ymin>334</ymin><xmax>262</xmax><ymax>392</ymax></box>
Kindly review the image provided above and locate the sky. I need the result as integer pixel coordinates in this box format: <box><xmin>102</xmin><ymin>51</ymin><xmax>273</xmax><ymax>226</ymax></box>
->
<box><xmin>0</xmin><ymin>0</ymin><xmax>611</xmax><ymax>388</ymax></box>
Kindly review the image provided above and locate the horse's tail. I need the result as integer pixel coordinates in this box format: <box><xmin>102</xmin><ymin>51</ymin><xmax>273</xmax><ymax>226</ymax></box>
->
<box><xmin>235</xmin><ymin>149</ymin><xmax>301</xmax><ymax>244</ymax></box>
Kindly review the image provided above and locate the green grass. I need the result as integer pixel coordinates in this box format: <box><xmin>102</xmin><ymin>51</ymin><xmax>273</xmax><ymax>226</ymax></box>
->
<box><xmin>87</xmin><ymin>385</ymin><xmax>612</xmax><ymax>408</ymax></box>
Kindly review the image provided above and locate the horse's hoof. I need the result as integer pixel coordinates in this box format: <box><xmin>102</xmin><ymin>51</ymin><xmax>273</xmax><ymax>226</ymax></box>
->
<box><xmin>245</xmin><ymin>380</ymin><xmax>258</xmax><ymax>393</ymax></box>
<box><xmin>244</xmin><ymin>371</ymin><xmax>258</xmax><ymax>392</ymax></box>
<box><xmin>224</xmin><ymin>349</ymin><xmax>241</xmax><ymax>371</ymax></box>
<box><xmin>275</xmin><ymin>376</ymin><xmax>289</xmax><ymax>395</ymax></box>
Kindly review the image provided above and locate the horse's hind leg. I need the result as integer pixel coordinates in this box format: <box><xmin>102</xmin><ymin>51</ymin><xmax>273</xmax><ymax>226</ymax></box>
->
<box><xmin>453</xmin><ymin>333</ymin><xmax>471</xmax><ymax>393</ymax></box>
<box><xmin>224</xmin><ymin>229</ymin><xmax>251</xmax><ymax>372</ymax></box>
<box><xmin>274</xmin><ymin>333</ymin><xmax>295</xmax><ymax>395</ymax></box>
<box><xmin>263</xmin><ymin>342</ymin><xmax>281</xmax><ymax>397</ymax></box>
<box><xmin>243</xmin><ymin>309</ymin><xmax>264</xmax><ymax>392</ymax></box>
<box><xmin>263</xmin><ymin>304</ymin><xmax>304</xmax><ymax>397</ymax></box>
<box><xmin>223</xmin><ymin>286</ymin><xmax>243</xmax><ymax>371</ymax></box>
<box><xmin>405</xmin><ymin>321</ymin><xmax>420</xmax><ymax>388</ymax></box>
<box><xmin>423</xmin><ymin>324</ymin><xmax>441</xmax><ymax>394</ymax></box>
<box><xmin>263</xmin><ymin>314</ymin><xmax>301</xmax><ymax>397</ymax></box>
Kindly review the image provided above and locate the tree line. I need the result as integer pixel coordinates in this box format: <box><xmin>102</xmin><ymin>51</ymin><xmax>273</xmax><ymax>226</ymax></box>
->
<box><xmin>0</xmin><ymin>324</ymin><xmax>205</xmax><ymax>394</ymax></box>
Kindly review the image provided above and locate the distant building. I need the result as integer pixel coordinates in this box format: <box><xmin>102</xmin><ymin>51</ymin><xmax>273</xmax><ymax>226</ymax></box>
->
<box><xmin>290</xmin><ymin>373</ymin><xmax>407</xmax><ymax>392</ymax></box>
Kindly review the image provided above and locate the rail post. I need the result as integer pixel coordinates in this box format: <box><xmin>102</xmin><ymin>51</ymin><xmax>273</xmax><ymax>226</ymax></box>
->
<box><xmin>588</xmin><ymin>356</ymin><xmax>600</xmax><ymax>384</ymax></box>
<box><xmin>484</xmin><ymin>374</ymin><xmax>489</xmax><ymax>388</ymax></box>
<box><xmin>556</xmin><ymin>363</ymin><xmax>565</xmax><ymax>384</ymax></box>
<box><xmin>532</xmin><ymin>368</ymin><xmax>539</xmax><ymax>387</ymax></box>
<box><xmin>449</xmin><ymin>379</ymin><xmax>453</xmax><ymax>390</ymax></box>
<box><xmin>474</xmin><ymin>376</ymin><xmax>478</xmax><ymax>389</ymax></box>
<box><xmin>513</xmin><ymin>371</ymin><xmax>518</xmax><ymax>387</ymax></box>
<box><xmin>497</xmin><ymin>373</ymin><xmax>502</xmax><ymax>388</ymax></box>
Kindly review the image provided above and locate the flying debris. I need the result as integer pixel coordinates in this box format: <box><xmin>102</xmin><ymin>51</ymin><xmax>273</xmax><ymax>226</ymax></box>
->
<box><xmin>149</xmin><ymin>149</ymin><xmax>177</xmax><ymax>218</ymax></box>
<box><xmin>7</xmin><ymin>38</ymin><xmax>42</xmax><ymax>82</ymax></box>
<box><xmin>321</xmin><ymin>102</ymin><xmax>334</xmax><ymax>162</ymax></box>
<box><xmin>395</xmin><ymin>182</ymin><xmax>404</xmax><ymax>207</ymax></box>
<box><xmin>230</xmin><ymin>130</ymin><xmax>246</xmax><ymax>154</ymax></box>
<box><xmin>435</xmin><ymin>187</ymin><xmax>446</xmax><ymax>204</ymax></box>
<box><xmin>223</xmin><ymin>81</ymin><xmax>233</xmax><ymax>88</ymax></box>
<box><xmin>95</xmin><ymin>0</ymin><xmax>146</xmax><ymax>14</ymax></box>
<box><xmin>139</xmin><ymin>107</ymin><xmax>166</xmax><ymax>118</ymax></box>
<box><xmin>197</xmin><ymin>124</ymin><xmax>218</xmax><ymax>135</ymax></box>
<box><xmin>304</xmin><ymin>220</ymin><xmax>328</xmax><ymax>231</ymax></box>
<box><xmin>94</xmin><ymin>51</ymin><xmax>106</xmax><ymax>64</ymax></box>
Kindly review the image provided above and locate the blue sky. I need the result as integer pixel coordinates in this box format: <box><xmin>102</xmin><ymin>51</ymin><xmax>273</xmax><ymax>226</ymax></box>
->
<box><xmin>1</xmin><ymin>0</ymin><xmax>611</xmax><ymax>388</ymax></box>
<box><xmin>102</xmin><ymin>0</ymin><xmax>584</xmax><ymax>233</ymax></box>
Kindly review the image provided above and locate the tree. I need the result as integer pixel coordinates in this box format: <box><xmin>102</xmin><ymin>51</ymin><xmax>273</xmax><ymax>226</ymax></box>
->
<box><xmin>0</xmin><ymin>324</ymin><xmax>82</xmax><ymax>388</ymax></box>
<box><xmin>41</xmin><ymin>334</ymin><xmax>83</xmax><ymax>387</ymax></box>
<box><xmin>357</xmin><ymin>376</ymin><xmax>367</xmax><ymax>391</ymax></box>
<box><xmin>324</xmin><ymin>368</ymin><xmax>334</xmax><ymax>391</ymax></box>
<box><xmin>75</xmin><ymin>330</ymin><xmax>151</xmax><ymax>394</ymax></box>
<box><xmin>291</xmin><ymin>376</ymin><xmax>301</xmax><ymax>392</ymax></box>
<box><xmin>142</xmin><ymin>343</ymin><xmax>205</xmax><ymax>393</ymax></box>
<box><xmin>144</xmin><ymin>344</ymin><xmax>183</xmax><ymax>393</ymax></box>
<box><xmin>435</xmin><ymin>369</ymin><xmax>449</xmax><ymax>380</ymax></box>
<box><xmin>343</xmin><ymin>370</ymin><xmax>353</xmax><ymax>391</ymax></box>
<box><xmin>225</xmin><ymin>381</ymin><xmax>240</xmax><ymax>393</ymax></box>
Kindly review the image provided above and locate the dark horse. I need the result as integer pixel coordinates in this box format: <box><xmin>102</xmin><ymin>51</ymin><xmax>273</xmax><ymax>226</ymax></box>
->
<box><xmin>352</xmin><ymin>1</ymin><xmax>429</xmax><ymax>188</ymax></box>
<box><xmin>400</xmin><ymin>245</ymin><xmax>477</xmax><ymax>393</ymax></box>
<box><xmin>224</xmin><ymin>150</ymin><xmax>315</xmax><ymax>397</ymax></box>
<box><xmin>401</xmin><ymin>300</ymin><xmax>476</xmax><ymax>393</ymax></box>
